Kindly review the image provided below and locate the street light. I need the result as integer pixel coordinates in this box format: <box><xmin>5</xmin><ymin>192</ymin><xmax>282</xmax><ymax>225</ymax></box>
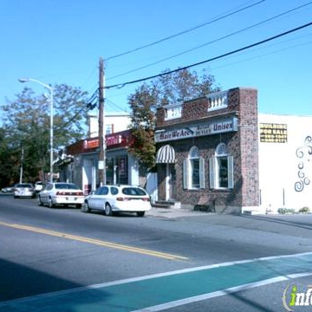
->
<box><xmin>18</xmin><ymin>77</ymin><xmax>54</xmax><ymax>183</ymax></box>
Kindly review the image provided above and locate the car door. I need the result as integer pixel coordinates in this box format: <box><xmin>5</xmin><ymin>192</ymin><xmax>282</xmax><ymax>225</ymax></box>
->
<box><xmin>40</xmin><ymin>183</ymin><xmax>52</xmax><ymax>204</ymax></box>
<box><xmin>88</xmin><ymin>186</ymin><xmax>109</xmax><ymax>210</ymax></box>
<box><xmin>108</xmin><ymin>186</ymin><xmax>119</xmax><ymax>208</ymax></box>
<box><xmin>87</xmin><ymin>187</ymin><xmax>102</xmax><ymax>210</ymax></box>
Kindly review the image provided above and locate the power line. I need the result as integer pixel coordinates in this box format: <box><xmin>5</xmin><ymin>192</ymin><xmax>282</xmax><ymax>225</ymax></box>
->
<box><xmin>108</xmin><ymin>1</ymin><xmax>312</xmax><ymax>81</ymax></box>
<box><xmin>105</xmin><ymin>21</ymin><xmax>312</xmax><ymax>90</ymax></box>
<box><xmin>106</xmin><ymin>0</ymin><xmax>265</xmax><ymax>61</ymax></box>
<box><xmin>105</xmin><ymin>98</ymin><xmax>130</xmax><ymax>113</ymax></box>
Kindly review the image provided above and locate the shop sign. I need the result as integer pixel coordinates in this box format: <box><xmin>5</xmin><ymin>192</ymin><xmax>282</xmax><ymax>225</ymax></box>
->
<box><xmin>83</xmin><ymin>134</ymin><xmax>124</xmax><ymax>150</ymax></box>
<box><xmin>155</xmin><ymin>117</ymin><xmax>238</xmax><ymax>143</ymax></box>
<box><xmin>84</xmin><ymin>139</ymin><xmax>99</xmax><ymax>150</ymax></box>
<box><xmin>260</xmin><ymin>123</ymin><xmax>287</xmax><ymax>143</ymax></box>
<box><xmin>106</xmin><ymin>135</ymin><xmax>122</xmax><ymax>146</ymax></box>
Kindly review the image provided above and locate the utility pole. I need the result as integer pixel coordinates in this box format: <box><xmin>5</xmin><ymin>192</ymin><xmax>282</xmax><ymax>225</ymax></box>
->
<box><xmin>19</xmin><ymin>147</ymin><xmax>24</xmax><ymax>184</ymax></box>
<box><xmin>98</xmin><ymin>57</ymin><xmax>106</xmax><ymax>185</ymax></box>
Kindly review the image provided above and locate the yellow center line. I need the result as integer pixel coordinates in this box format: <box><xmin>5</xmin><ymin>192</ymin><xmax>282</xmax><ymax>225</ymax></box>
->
<box><xmin>0</xmin><ymin>221</ymin><xmax>188</xmax><ymax>261</ymax></box>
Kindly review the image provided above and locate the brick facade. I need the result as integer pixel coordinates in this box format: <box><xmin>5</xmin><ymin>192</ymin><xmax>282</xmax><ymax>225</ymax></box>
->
<box><xmin>155</xmin><ymin>87</ymin><xmax>259</xmax><ymax>214</ymax></box>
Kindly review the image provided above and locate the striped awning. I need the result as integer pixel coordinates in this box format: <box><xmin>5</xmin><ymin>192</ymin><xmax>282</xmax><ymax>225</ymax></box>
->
<box><xmin>156</xmin><ymin>145</ymin><xmax>175</xmax><ymax>164</ymax></box>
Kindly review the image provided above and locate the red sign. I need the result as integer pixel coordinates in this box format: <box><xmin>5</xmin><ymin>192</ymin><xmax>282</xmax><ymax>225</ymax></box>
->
<box><xmin>83</xmin><ymin>139</ymin><xmax>99</xmax><ymax>149</ymax></box>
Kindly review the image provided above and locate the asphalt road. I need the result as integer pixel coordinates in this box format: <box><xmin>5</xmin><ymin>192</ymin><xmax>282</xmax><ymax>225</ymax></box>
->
<box><xmin>0</xmin><ymin>194</ymin><xmax>312</xmax><ymax>311</ymax></box>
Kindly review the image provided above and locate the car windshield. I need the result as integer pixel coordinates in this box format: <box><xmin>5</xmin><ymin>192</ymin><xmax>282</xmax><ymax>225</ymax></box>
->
<box><xmin>122</xmin><ymin>187</ymin><xmax>147</xmax><ymax>196</ymax></box>
<box><xmin>55</xmin><ymin>183</ymin><xmax>79</xmax><ymax>190</ymax></box>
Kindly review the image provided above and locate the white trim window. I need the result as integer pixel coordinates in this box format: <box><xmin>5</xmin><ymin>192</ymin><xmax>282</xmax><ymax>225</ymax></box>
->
<box><xmin>209</xmin><ymin>143</ymin><xmax>234</xmax><ymax>189</ymax></box>
<box><xmin>183</xmin><ymin>146</ymin><xmax>205</xmax><ymax>189</ymax></box>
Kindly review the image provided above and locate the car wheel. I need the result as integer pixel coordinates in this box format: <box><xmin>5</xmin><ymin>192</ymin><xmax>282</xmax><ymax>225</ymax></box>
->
<box><xmin>48</xmin><ymin>198</ymin><xmax>55</xmax><ymax>208</ymax></box>
<box><xmin>38</xmin><ymin>196</ymin><xmax>43</xmax><ymax>206</ymax></box>
<box><xmin>81</xmin><ymin>201</ymin><xmax>91</xmax><ymax>213</ymax></box>
<box><xmin>105</xmin><ymin>203</ymin><xmax>113</xmax><ymax>216</ymax></box>
<box><xmin>137</xmin><ymin>211</ymin><xmax>145</xmax><ymax>217</ymax></box>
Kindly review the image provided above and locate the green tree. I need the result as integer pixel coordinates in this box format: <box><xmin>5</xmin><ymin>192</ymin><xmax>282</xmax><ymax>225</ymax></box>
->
<box><xmin>128</xmin><ymin>68</ymin><xmax>220</xmax><ymax>169</ymax></box>
<box><xmin>128</xmin><ymin>83</ymin><xmax>157</xmax><ymax>169</ymax></box>
<box><xmin>0</xmin><ymin>127</ymin><xmax>20</xmax><ymax>186</ymax></box>
<box><xmin>0</xmin><ymin>84</ymin><xmax>89</xmax><ymax>184</ymax></box>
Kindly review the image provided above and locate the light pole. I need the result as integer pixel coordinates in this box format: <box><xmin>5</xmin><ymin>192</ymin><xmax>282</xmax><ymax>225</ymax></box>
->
<box><xmin>18</xmin><ymin>77</ymin><xmax>54</xmax><ymax>183</ymax></box>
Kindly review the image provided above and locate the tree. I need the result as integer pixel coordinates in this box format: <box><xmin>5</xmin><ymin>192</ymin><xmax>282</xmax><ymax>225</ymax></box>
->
<box><xmin>0</xmin><ymin>127</ymin><xmax>20</xmax><ymax>186</ymax></box>
<box><xmin>128</xmin><ymin>68</ymin><xmax>220</xmax><ymax>169</ymax></box>
<box><xmin>128</xmin><ymin>84</ymin><xmax>157</xmax><ymax>169</ymax></box>
<box><xmin>0</xmin><ymin>84</ymin><xmax>89</xmax><ymax>184</ymax></box>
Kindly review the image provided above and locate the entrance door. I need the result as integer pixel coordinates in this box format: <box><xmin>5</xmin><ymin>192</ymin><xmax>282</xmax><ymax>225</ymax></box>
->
<box><xmin>168</xmin><ymin>164</ymin><xmax>176</xmax><ymax>201</ymax></box>
<box><xmin>83</xmin><ymin>159</ymin><xmax>94</xmax><ymax>195</ymax></box>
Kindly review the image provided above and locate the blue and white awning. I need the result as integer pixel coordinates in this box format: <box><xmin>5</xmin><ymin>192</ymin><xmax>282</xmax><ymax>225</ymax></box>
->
<box><xmin>156</xmin><ymin>145</ymin><xmax>175</xmax><ymax>164</ymax></box>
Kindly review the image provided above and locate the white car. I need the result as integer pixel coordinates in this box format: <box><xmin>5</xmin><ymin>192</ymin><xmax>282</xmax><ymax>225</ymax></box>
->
<box><xmin>34</xmin><ymin>181</ymin><xmax>43</xmax><ymax>193</ymax></box>
<box><xmin>2</xmin><ymin>184</ymin><xmax>17</xmax><ymax>193</ymax></box>
<box><xmin>38</xmin><ymin>182</ymin><xmax>84</xmax><ymax>208</ymax></box>
<box><xmin>82</xmin><ymin>185</ymin><xmax>151</xmax><ymax>217</ymax></box>
<box><xmin>14</xmin><ymin>183</ymin><xmax>35</xmax><ymax>198</ymax></box>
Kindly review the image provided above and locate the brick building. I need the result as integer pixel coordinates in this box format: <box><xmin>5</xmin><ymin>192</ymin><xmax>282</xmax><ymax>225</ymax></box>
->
<box><xmin>155</xmin><ymin>87</ymin><xmax>259</xmax><ymax>214</ymax></box>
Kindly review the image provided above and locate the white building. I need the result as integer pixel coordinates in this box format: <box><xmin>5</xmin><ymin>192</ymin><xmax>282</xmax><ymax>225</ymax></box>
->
<box><xmin>258</xmin><ymin>114</ymin><xmax>312</xmax><ymax>213</ymax></box>
<box><xmin>88</xmin><ymin>112</ymin><xmax>131</xmax><ymax>137</ymax></box>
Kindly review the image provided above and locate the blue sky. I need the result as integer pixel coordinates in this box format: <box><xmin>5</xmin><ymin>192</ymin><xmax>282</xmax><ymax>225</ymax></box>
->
<box><xmin>1</xmin><ymin>0</ymin><xmax>312</xmax><ymax>116</ymax></box>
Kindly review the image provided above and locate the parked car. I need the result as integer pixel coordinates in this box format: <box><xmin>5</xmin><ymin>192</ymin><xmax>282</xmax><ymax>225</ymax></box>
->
<box><xmin>14</xmin><ymin>183</ymin><xmax>35</xmax><ymax>198</ymax></box>
<box><xmin>38</xmin><ymin>182</ymin><xmax>84</xmax><ymax>208</ymax></box>
<box><xmin>82</xmin><ymin>185</ymin><xmax>151</xmax><ymax>217</ymax></box>
<box><xmin>34</xmin><ymin>181</ymin><xmax>43</xmax><ymax>193</ymax></box>
<box><xmin>1</xmin><ymin>184</ymin><xmax>17</xmax><ymax>193</ymax></box>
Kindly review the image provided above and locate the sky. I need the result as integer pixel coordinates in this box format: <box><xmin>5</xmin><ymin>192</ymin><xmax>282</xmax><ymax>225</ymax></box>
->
<box><xmin>1</xmin><ymin>0</ymin><xmax>312</xmax><ymax>117</ymax></box>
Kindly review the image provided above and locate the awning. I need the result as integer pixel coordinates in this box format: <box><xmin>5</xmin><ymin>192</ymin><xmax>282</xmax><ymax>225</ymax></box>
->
<box><xmin>156</xmin><ymin>145</ymin><xmax>175</xmax><ymax>164</ymax></box>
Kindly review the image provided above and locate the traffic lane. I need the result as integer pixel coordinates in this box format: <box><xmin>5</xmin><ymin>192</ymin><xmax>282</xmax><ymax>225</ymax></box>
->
<box><xmin>1</xmin><ymin>212</ymin><xmax>309</xmax><ymax>273</ymax></box>
<box><xmin>163</xmin><ymin>275</ymin><xmax>312</xmax><ymax>312</ymax></box>
<box><xmin>2</xmin><ymin>196</ymin><xmax>312</xmax><ymax>246</ymax></box>
<box><xmin>0</xmin><ymin>223</ymin><xmax>190</xmax><ymax>302</ymax></box>
<box><xmin>1</xmin><ymin>197</ymin><xmax>312</xmax><ymax>268</ymax></box>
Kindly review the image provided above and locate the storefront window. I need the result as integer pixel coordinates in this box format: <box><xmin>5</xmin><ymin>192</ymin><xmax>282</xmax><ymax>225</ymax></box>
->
<box><xmin>105</xmin><ymin>156</ymin><xmax>128</xmax><ymax>185</ymax></box>
<box><xmin>209</xmin><ymin>143</ymin><xmax>234</xmax><ymax>189</ymax></box>
<box><xmin>183</xmin><ymin>146</ymin><xmax>205</xmax><ymax>189</ymax></box>
<box><xmin>190</xmin><ymin>147</ymin><xmax>200</xmax><ymax>188</ymax></box>
<box><xmin>106</xmin><ymin>158</ymin><xmax>114</xmax><ymax>185</ymax></box>
<box><xmin>218</xmin><ymin>157</ymin><xmax>228</xmax><ymax>188</ymax></box>
<box><xmin>117</xmin><ymin>156</ymin><xmax>128</xmax><ymax>184</ymax></box>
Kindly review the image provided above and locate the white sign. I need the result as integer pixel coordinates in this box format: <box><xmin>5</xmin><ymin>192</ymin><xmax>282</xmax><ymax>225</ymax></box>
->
<box><xmin>98</xmin><ymin>160</ymin><xmax>104</xmax><ymax>169</ymax></box>
<box><xmin>155</xmin><ymin>117</ymin><xmax>238</xmax><ymax>143</ymax></box>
